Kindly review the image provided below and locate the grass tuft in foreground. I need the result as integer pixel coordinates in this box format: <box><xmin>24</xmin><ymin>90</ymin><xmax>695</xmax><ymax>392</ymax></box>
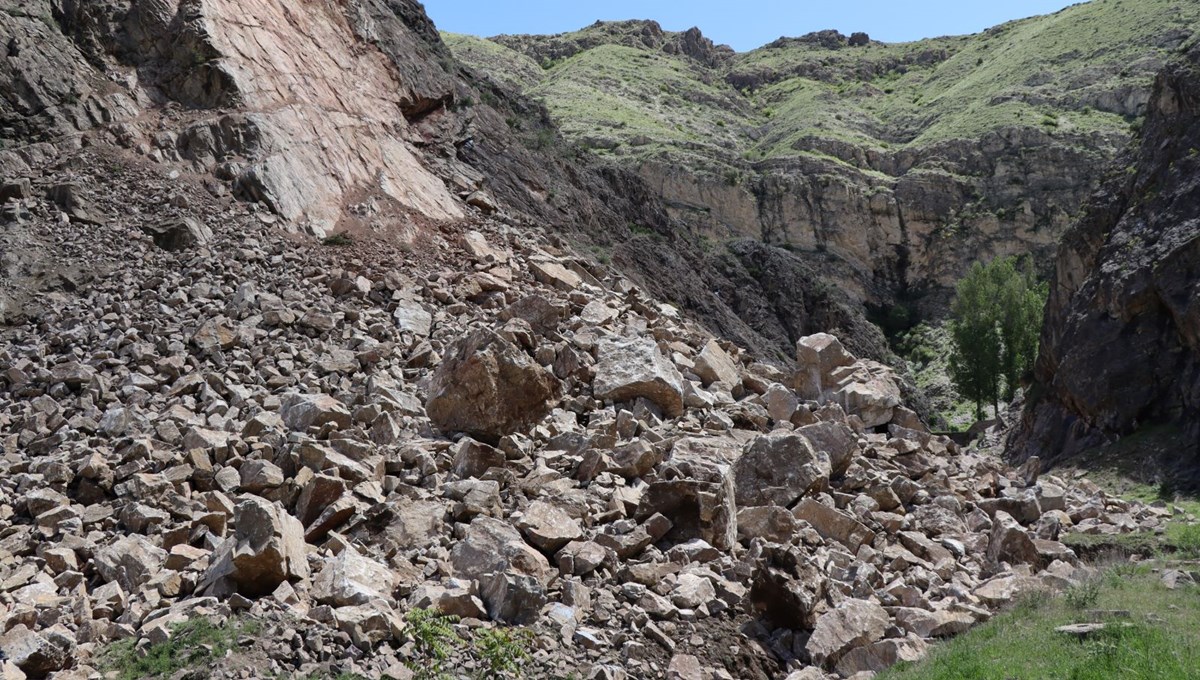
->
<box><xmin>100</xmin><ymin>617</ymin><xmax>259</xmax><ymax>680</ymax></box>
<box><xmin>879</xmin><ymin>565</ymin><xmax>1200</xmax><ymax>680</ymax></box>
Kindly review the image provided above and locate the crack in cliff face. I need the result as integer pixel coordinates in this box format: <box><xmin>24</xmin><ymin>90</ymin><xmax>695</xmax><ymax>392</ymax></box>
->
<box><xmin>893</xmin><ymin>197</ymin><xmax>912</xmax><ymax>302</ymax></box>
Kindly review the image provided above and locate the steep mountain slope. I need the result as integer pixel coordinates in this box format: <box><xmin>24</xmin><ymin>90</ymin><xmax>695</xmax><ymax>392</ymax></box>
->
<box><xmin>447</xmin><ymin>0</ymin><xmax>1200</xmax><ymax>314</ymax></box>
<box><xmin>1009</xmin><ymin>39</ymin><xmax>1200</xmax><ymax>488</ymax></box>
<box><xmin>0</xmin><ymin>0</ymin><xmax>901</xmax><ymax>369</ymax></box>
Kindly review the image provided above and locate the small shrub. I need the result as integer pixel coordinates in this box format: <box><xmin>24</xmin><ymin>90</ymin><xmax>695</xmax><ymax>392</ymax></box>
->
<box><xmin>406</xmin><ymin>608</ymin><xmax>462</xmax><ymax>680</ymax></box>
<box><xmin>322</xmin><ymin>233</ymin><xmax>353</xmax><ymax>247</ymax></box>
<box><xmin>530</xmin><ymin>128</ymin><xmax>556</xmax><ymax>150</ymax></box>
<box><xmin>1065</xmin><ymin>580</ymin><xmax>1101</xmax><ymax>609</ymax></box>
<box><xmin>1167</xmin><ymin>522</ymin><xmax>1200</xmax><ymax>557</ymax></box>
<box><xmin>474</xmin><ymin>627</ymin><xmax>533</xmax><ymax>679</ymax></box>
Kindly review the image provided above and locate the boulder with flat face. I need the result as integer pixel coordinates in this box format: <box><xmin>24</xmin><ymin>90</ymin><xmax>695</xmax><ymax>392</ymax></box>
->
<box><xmin>517</xmin><ymin>501</ymin><xmax>583</xmax><ymax>553</ymax></box>
<box><xmin>94</xmin><ymin>535</ymin><xmax>167</xmax><ymax>593</ymax></box>
<box><xmin>693</xmin><ymin>339</ymin><xmax>739</xmax><ymax>387</ymax></box>
<box><xmin>638</xmin><ymin>436</ymin><xmax>740</xmax><ymax>551</ymax></box>
<box><xmin>733</xmin><ymin>432</ymin><xmax>830</xmax><ymax>508</ymax></box>
<box><xmin>987</xmin><ymin>510</ymin><xmax>1043</xmax><ymax>568</ymax></box>
<box><xmin>593</xmin><ymin>336</ymin><xmax>685</xmax><ymax>417</ymax></box>
<box><xmin>203</xmin><ymin>496</ymin><xmax>309</xmax><ymax>597</ymax></box>
<box><xmin>425</xmin><ymin>329</ymin><xmax>561</xmax><ymax>442</ymax></box>
<box><xmin>450</xmin><ymin>517</ymin><xmax>551</xmax><ymax>584</ymax></box>
<box><xmin>282</xmin><ymin>393</ymin><xmax>352</xmax><ymax>432</ymax></box>
<box><xmin>0</xmin><ymin>625</ymin><xmax>75</xmax><ymax>677</ymax></box>
<box><xmin>829</xmin><ymin>361</ymin><xmax>902</xmax><ymax>428</ymax></box>
<box><xmin>312</xmin><ymin>547</ymin><xmax>397</xmax><ymax>606</ymax></box>
<box><xmin>793</xmin><ymin>497</ymin><xmax>876</xmax><ymax>552</ymax></box>
<box><xmin>805</xmin><ymin>598</ymin><xmax>889</xmax><ymax>667</ymax></box>
<box><xmin>141</xmin><ymin>216</ymin><xmax>213</xmax><ymax>251</ymax></box>
<box><xmin>795</xmin><ymin>333</ymin><xmax>855</xmax><ymax>398</ymax></box>
<box><xmin>835</xmin><ymin>633</ymin><xmax>928</xmax><ymax>676</ymax></box>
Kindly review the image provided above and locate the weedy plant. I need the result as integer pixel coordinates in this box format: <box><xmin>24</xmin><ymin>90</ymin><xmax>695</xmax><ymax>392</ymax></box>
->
<box><xmin>321</xmin><ymin>233</ymin><xmax>353</xmax><ymax>246</ymax></box>
<box><xmin>474</xmin><ymin>627</ymin><xmax>534</xmax><ymax>679</ymax></box>
<box><xmin>101</xmin><ymin>617</ymin><xmax>259</xmax><ymax>680</ymax></box>
<box><xmin>405</xmin><ymin>608</ymin><xmax>462</xmax><ymax>680</ymax></box>
<box><xmin>1065</xmin><ymin>580</ymin><xmax>1101</xmax><ymax>609</ymax></box>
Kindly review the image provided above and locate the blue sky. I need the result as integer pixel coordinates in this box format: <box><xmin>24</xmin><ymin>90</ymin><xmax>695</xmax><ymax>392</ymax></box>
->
<box><xmin>424</xmin><ymin>0</ymin><xmax>1089</xmax><ymax>51</ymax></box>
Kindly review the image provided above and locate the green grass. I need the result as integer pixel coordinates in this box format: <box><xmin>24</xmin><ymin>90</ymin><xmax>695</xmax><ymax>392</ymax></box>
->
<box><xmin>880</xmin><ymin>565</ymin><xmax>1200</xmax><ymax>680</ymax></box>
<box><xmin>442</xmin><ymin>33</ymin><xmax>545</xmax><ymax>91</ymax></box>
<box><xmin>100</xmin><ymin>617</ymin><xmax>259</xmax><ymax>680</ymax></box>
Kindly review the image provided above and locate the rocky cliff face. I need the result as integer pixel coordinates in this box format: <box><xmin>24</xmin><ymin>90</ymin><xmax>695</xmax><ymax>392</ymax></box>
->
<box><xmin>0</xmin><ymin>0</ymin><xmax>903</xmax><ymax>368</ymax></box>
<box><xmin>2</xmin><ymin>0</ymin><xmax>464</xmax><ymax>229</ymax></box>
<box><xmin>448</xmin><ymin>1</ymin><xmax>1199</xmax><ymax>316</ymax></box>
<box><xmin>1010</xmin><ymin>41</ymin><xmax>1200</xmax><ymax>488</ymax></box>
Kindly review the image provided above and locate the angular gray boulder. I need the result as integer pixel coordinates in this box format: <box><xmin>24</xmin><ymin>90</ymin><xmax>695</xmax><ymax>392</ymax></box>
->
<box><xmin>426</xmin><ymin>329</ymin><xmax>561</xmax><ymax>442</ymax></box>
<box><xmin>593</xmin><ymin>336</ymin><xmax>685</xmax><ymax>417</ymax></box>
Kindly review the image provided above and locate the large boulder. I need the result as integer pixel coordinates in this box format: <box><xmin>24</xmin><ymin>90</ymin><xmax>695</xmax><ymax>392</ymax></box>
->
<box><xmin>393</xmin><ymin>299</ymin><xmax>433</xmax><ymax>337</ymax></box>
<box><xmin>835</xmin><ymin>634</ymin><xmax>928</xmax><ymax>676</ymax></box>
<box><xmin>480</xmin><ymin>572</ymin><xmax>547</xmax><ymax>624</ymax></box>
<box><xmin>638</xmin><ymin>436</ymin><xmax>740</xmax><ymax>551</ymax></box>
<box><xmin>794</xmin><ymin>333</ymin><xmax>903</xmax><ymax>427</ymax></box>
<box><xmin>693</xmin><ymin>339</ymin><xmax>739</xmax><ymax>387</ymax></box>
<box><xmin>0</xmin><ymin>625</ymin><xmax>75</xmax><ymax>678</ymax></box>
<box><xmin>282</xmin><ymin>393</ymin><xmax>352</xmax><ymax>432</ymax></box>
<box><xmin>140</xmin><ymin>217</ymin><xmax>213</xmax><ymax>251</ymax></box>
<box><xmin>749</xmin><ymin>544</ymin><xmax>827</xmax><ymax>629</ymax></box>
<box><xmin>793</xmin><ymin>497</ymin><xmax>876</xmax><ymax>552</ymax></box>
<box><xmin>805</xmin><ymin>598</ymin><xmax>889</xmax><ymax>667</ymax></box>
<box><xmin>450</xmin><ymin>517</ymin><xmax>551</xmax><ymax>584</ymax></box>
<box><xmin>203</xmin><ymin>496</ymin><xmax>310</xmax><ymax>597</ymax></box>
<box><xmin>733</xmin><ymin>432</ymin><xmax>830</xmax><ymax>507</ymax></box>
<box><xmin>828</xmin><ymin>361</ymin><xmax>903</xmax><ymax>428</ymax></box>
<box><xmin>312</xmin><ymin>547</ymin><xmax>397</xmax><ymax>606</ymax></box>
<box><xmin>517</xmin><ymin>501</ymin><xmax>583</xmax><ymax>553</ymax></box>
<box><xmin>795</xmin><ymin>333</ymin><xmax>855</xmax><ymax>398</ymax></box>
<box><xmin>426</xmin><ymin>329</ymin><xmax>561</xmax><ymax>442</ymax></box>
<box><xmin>593</xmin><ymin>336</ymin><xmax>685</xmax><ymax>417</ymax></box>
<box><xmin>94</xmin><ymin>535</ymin><xmax>167</xmax><ymax>593</ymax></box>
<box><xmin>986</xmin><ymin>510</ymin><xmax>1042</xmax><ymax>568</ymax></box>
<box><xmin>797</xmin><ymin>421</ymin><xmax>860</xmax><ymax>476</ymax></box>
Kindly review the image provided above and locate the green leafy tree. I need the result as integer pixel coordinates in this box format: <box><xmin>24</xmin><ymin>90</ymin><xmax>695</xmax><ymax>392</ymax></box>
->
<box><xmin>949</xmin><ymin>256</ymin><xmax>1047</xmax><ymax>420</ymax></box>
<box><xmin>996</xmin><ymin>258</ymin><xmax>1048</xmax><ymax>400</ymax></box>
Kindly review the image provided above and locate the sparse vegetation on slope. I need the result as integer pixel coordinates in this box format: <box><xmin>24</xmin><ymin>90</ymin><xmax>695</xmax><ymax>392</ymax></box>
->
<box><xmin>448</xmin><ymin>0</ymin><xmax>1200</xmax><ymax>167</ymax></box>
<box><xmin>100</xmin><ymin>618</ymin><xmax>259</xmax><ymax>680</ymax></box>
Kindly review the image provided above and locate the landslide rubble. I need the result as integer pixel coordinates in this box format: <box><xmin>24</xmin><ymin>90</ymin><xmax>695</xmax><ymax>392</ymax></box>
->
<box><xmin>0</xmin><ymin>150</ymin><xmax>1180</xmax><ymax>680</ymax></box>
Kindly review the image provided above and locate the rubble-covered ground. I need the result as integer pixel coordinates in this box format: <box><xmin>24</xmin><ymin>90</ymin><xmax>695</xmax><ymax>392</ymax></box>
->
<box><xmin>0</xmin><ymin>146</ymin><xmax>1191</xmax><ymax>680</ymax></box>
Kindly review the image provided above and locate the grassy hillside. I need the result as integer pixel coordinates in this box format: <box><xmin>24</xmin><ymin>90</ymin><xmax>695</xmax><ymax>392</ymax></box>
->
<box><xmin>447</xmin><ymin>0</ymin><xmax>1200</xmax><ymax>170</ymax></box>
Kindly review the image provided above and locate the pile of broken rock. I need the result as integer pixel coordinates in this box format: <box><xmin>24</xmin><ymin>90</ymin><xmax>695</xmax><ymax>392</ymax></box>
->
<box><xmin>0</xmin><ymin>170</ymin><xmax>1180</xmax><ymax>680</ymax></box>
